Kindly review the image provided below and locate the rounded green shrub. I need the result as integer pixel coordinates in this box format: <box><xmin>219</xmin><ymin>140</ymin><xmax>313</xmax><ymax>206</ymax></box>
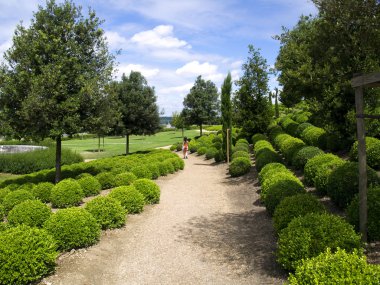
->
<box><xmin>273</xmin><ymin>194</ymin><xmax>325</xmax><ymax>233</ymax></box>
<box><xmin>189</xmin><ymin>140</ymin><xmax>198</xmax><ymax>153</ymax></box>
<box><xmin>293</xmin><ymin>113</ymin><xmax>309</xmax><ymax>124</ymax></box>
<box><xmin>314</xmin><ymin>158</ymin><xmax>345</xmax><ymax>195</ymax></box>
<box><xmin>197</xmin><ymin>146</ymin><xmax>207</xmax><ymax>155</ymax></box>
<box><xmin>350</xmin><ymin>137</ymin><xmax>380</xmax><ymax>169</ymax></box>
<box><xmin>255</xmin><ymin>149</ymin><xmax>283</xmax><ymax>173</ymax></box>
<box><xmin>304</xmin><ymin>153</ymin><xmax>342</xmax><ymax>186</ymax></box>
<box><xmin>17</xmin><ymin>182</ymin><xmax>35</xmax><ymax>192</ymax></box>
<box><xmin>281</xmin><ymin>117</ymin><xmax>299</xmax><ymax>136</ymax></box>
<box><xmin>3</xmin><ymin>189</ymin><xmax>35</xmax><ymax>213</ymax></box>
<box><xmin>75</xmin><ymin>172</ymin><xmax>92</xmax><ymax>179</ymax></box>
<box><xmin>85</xmin><ymin>196</ymin><xmax>126</xmax><ymax>230</ymax></box>
<box><xmin>278</xmin><ymin>137</ymin><xmax>306</xmax><ymax>163</ymax></box>
<box><xmin>163</xmin><ymin>160</ymin><xmax>175</xmax><ymax>174</ymax></box>
<box><xmin>288</xmin><ymin>248</ymin><xmax>380</xmax><ymax>285</ymax></box>
<box><xmin>295</xmin><ymin>122</ymin><xmax>312</xmax><ymax>137</ymax></box>
<box><xmin>147</xmin><ymin>163</ymin><xmax>161</xmax><ymax>179</ymax></box>
<box><xmin>291</xmin><ymin>146</ymin><xmax>324</xmax><ymax>170</ymax></box>
<box><xmin>268</xmin><ymin>125</ymin><xmax>284</xmax><ymax>140</ymax></box>
<box><xmin>231</xmin><ymin>150</ymin><xmax>250</xmax><ymax>160</ymax></box>
<box><xmin>254</xmin><ymin>140</ymin><xmax>275</xmax><ymax>157</ymax></box>
<box><xmin>233</xmin><ymin>144</ymin><xmax>249</xmax><ymax>153</ymax></box>
<box><xmin>300</xmin><ymin>126</ymin><xmax>327</xmax><ymax>149</ymax></box>
<box><xmin>95</xmin><ymin>172</ymin><xmax>117</xmax><ymax>189</ymax></box>
<box><xmin>0</xmin><ymin>222</ymin><xmax>9</xmax><ymax>232</ymax></box>
<box><xmin>131</xmin><ymin>165</ymin><xmax>152</xmax><ymax>179</ymax></box>
<box><xmin>264</xmin><ymin>179</ymin><xmax>306</xmax><ymax>215</ymax></box>
<box><xmin>77</xmin><ymin>175</ymin><xmax>102</xmax><ymax>197</ymax></box>
<box><xmin>274</xmin><ymin>133</ymin><xmax>292</xmax><ymax>149</ymax></box>
<box><xmin>347</xmin><ymin>186</ymin><xmax>380</xmax><ymax>241</ymax></box>
<box><xmin>109</xmin><ymin>185</ymin><xmax>145</xmax><ymax>213</ymax></box>
<box><xmin>31</xmin><ymin>182</ymin><xmax>54</xmax><ymax>203</ymax></box>
<box><xmin>214</xmin><ymin>149</ymin><xmax>224</xmax><ymax>163</ymax></box>
<box><xmin>251</xmin><ymin>133</ymin><xmax>268</xmax><ymax>145</ymax></box>
<box><xmin>229</xmin><ymin>157</ymin><xmax>251</xmax><ymax>177</ymax></box>
<box><xmin>115</xmin><ymin>172</ymin><xmax>137</xmax><ymax>186</ymax></box>
<box><xmin>277</xmin><ymin>213</ymin><xmax>362</xmax><ymax>271</ymax></box>
<box><xmin>0</xmin><ymin>225</ymin><xmax>58</xmax><ymax>285</ymax></box>
<box><xmin>50</xmin><ymin>179</ymin><xmax>84</xmax><ymax>208</ymax></box>
<box><xmin>44</xmin><ymin>207</ymin><xmax>101</xmax><ymax>251</ymax></box>
<box><xmin>133</xmin><ymin>179</ymin><xmax>160</xmax><ymax>204</ymax></box>
<box><xmin>0</xmin><ymin>204</ymin><xmax>5</xmax><ymax>221</ymax></box>
<box><xmin>261</xmin><ymin>172</ymin><xmax>303</xmax><ymax>202</ymax></box>
<box><xmin>213</xmin><ymin>141</ymin><xmax>222</xmax><ymax>150</ymax></box>
<box><xmin>327</xmin><ymin>161</ymin><xmax>380</xmax><ymax>208</ymax></box>
<box><xmin>205</xmin><ymin>147</ymin><xmax>218</xmax><ymax>160</ymax></box>
<box><xmin>0</xmin><ymin>187</ymin><xmax>11</xmax><ymax>204</ymax></box>
<box><xmin>8</xmin><ymin>200</ymin><xmax>51</xmax><ymax>228</ymax></box>
<box><xmin>158</xmin><ymin>162</ymin><xmax>169</xmax><ymax>176</ymax></box>
<box><xmin>258</xmin><ymin>163</ymin><xmax>286</xmax><ymax>184</ymax></box>
<box><xmin>176</xmin><ymin>143</ymin><xmax>182</xmax><ymax>151</ymax></box>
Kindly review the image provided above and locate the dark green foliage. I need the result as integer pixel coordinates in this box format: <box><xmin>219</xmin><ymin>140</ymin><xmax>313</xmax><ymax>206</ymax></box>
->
<box><xmin>347</xmin><ymin>186</ymin><xmax>380</xmax><ymax>241</ymax></box>
<box><xmin>231</xmin><ymin>151</ymin><xmax>250</xmax><ymax>160</ymax></box>
<box><xmin>0</xmin><ymin>146</ymin><xmax>83</xmax><ymax>174</ymax></box>
<box><xmin>157</xmin><ymin>162</ymin><xmax>169</xmax><ymax>176</ymax></box>
<box><xmin>32</xmin><ymin>182</ymin><xmax>54</xmax><ymax>203</ymax></box>
<box><xmin>163</xmin><ymin>160</ymin><xmax>175</xmax><ymax>174</ymax></box>
<box><xmin>85</xmin><ymin>196</ymin><xmax>126</xmax><ymax>230</ymax></box>
<box><xmin>277</xmin><ymin>213</ymin><xmax>362</xmax><ymax>271</ymax></box>
<box><xmin>0</xmin><ymin>225</ymin><xmax>58</xmax><ymax>285</ymax></box>
<box><xmin>229</xmin><ymin>157</ymin><xmax>251</xmax><ymax>177</ymax></box>
<box><xmin>232</xmin><ymin>144</ymin><xmax>249</xmax><ymax>153</ymax></box>
<box><xmin>255</xmin><ymin>149</ymin><xmax>283</xmax><ymax>173</ymax></box>
<box><xmin>258</xmin><ymin>162</ymin><xmax>286</xmax><ymax>184</ymax></box>
<box><xmin>268</xmin><ymin>125</ymin><xmax>284</xmax><ymax>141</ymax></box>
<box><xmin>0</xmin><ymin>222</ymin><xmax>8</xmax><ymax>232</ymax></box>
<box><xmin>3</xmin><ymin>189</ymin><xmax>35</xmax><ymax>213</ymax></box>
<box><xmin>8</xmin><ymin>200</ymin><xmax>51</xmax><ymax>228</ymax></box>
<box><xmin>254</xmin><ymin>140</ymin><xmax>275</xmax><ymax>157</ymax></box>
<box><xmin>292</xmin><ymin>113</ymin><xmax>309</xmax><ymax>124</ymax></box>
<box><xmin>108</xmin><ymin>185</ymin><xmax>145</xmax><ymax>214</ymax></box>
<box><xmin>176</xmin><ymin>143</ymin><xmax>182</xmax><ymax>152</ymax></box>
<box><xmin>44</xmin><ymin>207</ymin><xmax>101</xmax><ymax>251</ymax></box>
<box><xmin>251</xmin><ymin>133</ymin><xmax>268</xmax><ymax>145</ymax></box>
<box><xmin>96</xmin><ymin>172</ymin><xmax>117</xmax><ymax>189</ymax></box>
<box><xmin>205</xmin><ymin>147</ymin><xmax>218</xmax><ymax>160</ymax></box>
<box><xmin>189</xmin><ymin>140</ymin><xmax>198</xmax><ymax>153</ymax></box>
<box><xmin>77</xmin><ymin>175</ymin><xmax>102</xmax><ymax>197</ymax></box>
<box><xmin>166</xmin><ymin>158</ymin><xmax>181</xmax><ymax>171</ymax></box>
<box><xmin>327</xmin><ymin>162</ymin><xmax>380</xmax><ymax>208</ymax></box>
<box><xmin>300</xmin><ymin>126</ymin><xmax>327</xmax><ymax>150</ymax></box>
<box><xmin>304</xmin><ymin>153</ymin><xmax>342</xmax><ymax>186</ymax></box>
<box><xmin>133</xmin><ymin>179</ymin><xmax>160</xmax><ymax>204</ymax></box>
<box><xmin>214</xmin><ymin>149</ymin><xmax>224</xmax><ymax>163</ymax></box>
<box><xmin>295</xmin><ymin>122</ymin><xmax>312</xmax><ymax>137</ymax></box>
<box><xmin>350</xmin><ymin>137</ymin><xmax>380</xmax><ymax>169</ymax></box>
<box><xmin>0</xmin><ymin>205</ymin><xmax>5</xmax><ymax>221</ymax></box>
<box><xmin>276</xmin><ymin>136</ymin><xmax>306</xmax><ymax>163</ymax></box>
<box><xmin>281</xmin><ymin>117</ymin><xmax>299</xmax><ymax>136</ymax></box>
<box><xmin>17</xmin><ymin>182</ymin><xmax>35</xmax><ymax>192</ymax></box>
<box><xmin>291</xmin><ymin>146</ymin><xmax>324</xmax><ymax>170</ymax></box>
<box><xmin>114</xmin><ymin>172</ymin><xmax>137</xmax><ymax>186</ymax></box>
<box><xmin>50</xmin><ymin>179</ymin><xmax>84</xmax><ymax>208</ymax></box>
<box><xmin>273</xmin><ymin>194</ymin><xmax>325</xmax><ymax>233</ymax></box>
<box><xmin>170</xmin><ymin>144</ymin><xmax>177</xmax><ymax>151</ymax></box>
<box><xmin>288</xmin><ymin>248</ymin><xmax>380</xmax><ymax>285</ymax></box>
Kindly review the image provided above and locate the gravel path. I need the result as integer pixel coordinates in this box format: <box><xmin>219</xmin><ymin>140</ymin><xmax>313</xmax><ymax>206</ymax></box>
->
<box><xmin>41</xmin><ymin>153</ymin><xmax>286</xmax><ymax>285</ymax></box>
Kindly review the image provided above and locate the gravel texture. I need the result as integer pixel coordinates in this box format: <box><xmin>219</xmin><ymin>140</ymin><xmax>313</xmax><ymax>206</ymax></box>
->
<box><xmin>40</xmin><ymin>153</ymin><xmax>286</xmax><ymax>285</ymax></box>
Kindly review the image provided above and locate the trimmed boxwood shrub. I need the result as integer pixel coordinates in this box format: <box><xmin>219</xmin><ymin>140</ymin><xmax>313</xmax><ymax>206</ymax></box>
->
<box><xmin>205</xmin><ymin>147</ymin><xmax>218</xmax><ymax>160</ymax></box>
<box><xmin>300</xmin><ymin>126</ymin><xmax>327</xmax><ymax>149</ymax></box>
<box><xmin>77</xmin><ymin>175</ymin><xmax>102</xmax><ymax>197</ymax></box>
<box><xmin>277</xmin><ymin>213</ymin><xmax>362</xmax><ymax>271</ymax></box>
<box><xmin>232</xmin><ymin>144</ymin><xmax>249</xmax><ymax>153</ymax></box>
<box><xmin>229</xmin><ymin>157</ymin><xmax>251</xmax><ymax>177</ymax></box>
<box><xmin>264</xmin><ymin>180</ymin><xmax>306</xmax><ymax>215</ymax></box>
<box><xmin>347</xmin><ymin>186</ymin><xmax>380</xmax><ymax>241</ymax></box>
<box><xmin>96</xmin><ymin>172</ymin><xmax>117</xmax><ymax>189</ymax></box>
<box><xmin>213</xmin><ymin>141</ymin><xmax>222</xmax><ymax>150</ymax></box>
<box><xmin>258</xmin><ymin>163</ymin><xmax>286</xmax><ymax>184</ymax></box>
<box><xmin>0</xmin><ymin>225</ymin><xmax>58</xmax><ymax>285</ymax></box>
<box><xmin>158</xmin><ymin>162</ymin><xmax>169</xmax><ymax>176</ymax></box>
<box><xmin>251</xmin><ymin>133</ymin><xmax>268</xmax><ymax>145</ymax></box>
<box><xmin>268</xmin><ymin>125</ymin><xmax>284</xmax><ymax>140</ymax></box>
<box><xmin>44</xmin><ymin>207</ymin><xmax>101</xmax><ymax>251</ymax></box>
<box><xmin>274</xmin><ymin>133</ymin><xmax>292</xmax><ymax>149</ymax></box>
<box><xmin>291</xmin><ymin>146</ymin><xmax>324</xmax><ymax>170</ymax></box>
<box><xmin>288</xmin><ymin>248</ymin><xmax>380</xmax><ymax>285</ymax></box>
<box><xmin>109</xmin><ymin>185</ymin><xmax>145</xmax><ymax>213</ymax></box>
<box><xmin>278</xmin><ymin>137</ymin><xmax>306</xmax><ymax>163</ymax></box>
<box><xmin>0</xmin><ymin>187</ymin><xmax>11</xmax><ymax>203</ymax></box>
<box><xmin>236</xmin><ymin>138</ymin><xmax>249</xmax><ymax>146</ymax></box>
<box><xmin>3</xmin><ymin>189</ymin><xmax>35</xmax><ymax>213</ymax></box>
<box><xmin>281</xmin><ymin>117</ymin><xmax>299</xmax><ymax>136</ymax></box>
<box><xmin>163</xmin><ymin>160</ymin><xmax>175</xmax><ymax>174</ymax></box>
<box><xmin>197</xmin><ymin>146</ymin><xmax>207</xmax><ymax>155</ymax></box>
<box><xmin>85</xmin><ymin>196</ymin><xmax>126</xmax><ymax>230</ymax></box>
<box><xmin>176</xmin><ymin>143</ymin><xmax>182</xmax><ymax>151</ymax></box>
<box><xmin>255</xmin><ymin>150</ymin><xmax>283</xmax><ymax>173</ymax></box>
<box><xmin>32</xmin><ymin>182</ymin><xmax>54</xmax><ymax>203</ymax></box>
<box><xmin>261</xmin><ymin>172</ymin><xmax>303</xmax><ymax>202</ymax></box>
<box><xmin>76</xmin><ymin>173</ymin><xmax>92</xmax><ymax>179</ymax></box>
<box><xmin>295</xmin><ymin>122</ymin><xmax>312</xmax><ymax>137</ymax></box>
<box><xmin>133</xmin><ymin>179</ymin><xmax>160</xmax><ymax>204</ymax></box>
<box><xmin>304</xmin><ymin>153</ymin><xmax>342</xmax><ymax>186</ymax></box>
<box><xmin>17</xmin><ymin>182</ymin><xmax>35</xmax><ymax>192</ymax></box>
<box><xmin>166</xmin><ymin>158</ymin><xmax>181</xmax><ymax>171</ymax></box>
<box><xmin>0</xmin><ymin>204</ymin><xmax>5</xmax><ymax>221</ymax></box>
<box><xmin>0</xmin><ymin>222</ymin><xmax>8</xmax><ymax>232</ymax></box>
<box><xmin>115</xmin><ymin>172</ymin><xmax>137</xmax><ymax>186</ymax></box>
<box><xmin>214</xmin><ymin>149</ymin><xmax>224</xmax><ymax>163</ymax></box>
<box><xmin>273</xmin><ymin>194</ymin><xmax>325</xmax><ymax>233</ymax></box>
<box><xmin>169</xmin><ymin>144</ymin><xmax>177</xmax><ymax>151</ymax></box>
<box><xmin>314</xmin><ymin>158</ymin><xmax>345</xmax><ymax>195</ymax></box>
<box><xmin>231</xmin><ymin>151</ymin><xmax>250</xmax><ymax>161</ymax></box>
<box><xmin>50</xmin><ymin>179</ymin><xmax>84</xmax><ymax>208</ymax></box>
<box><xmin>189</xmin><ymin>140</ymin><xmax>198</xmax><ymax>153</ymax></box>
<box><xmin>147</xmin><ymin>163</ymin><xmax>160</xmax><ymax>179</ymax></box>
<box><xmin>8</xmin><ymin>200</ymin><xmax>51</xmax><ymax>228</ymax></box>
<box><xmin>326</xmin><ymin>161</ymin><xmax>380</xmax><ymax>208</ymax></box>
<box><xmin>254</xmin><ymin>140</ymin><xmax>275</xmax><ymax>156</ymax></box>
<box><xmin>350</xmin><ymin>137</ymin><xmax>380</xmax><ymax>169</ymax></box>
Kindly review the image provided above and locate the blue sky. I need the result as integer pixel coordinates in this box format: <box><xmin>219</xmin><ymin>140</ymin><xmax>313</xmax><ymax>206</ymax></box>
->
<box><xmin>0</xmin><ymin>0</ymin><xmax>317</xmax><ymax>115</ymax></box>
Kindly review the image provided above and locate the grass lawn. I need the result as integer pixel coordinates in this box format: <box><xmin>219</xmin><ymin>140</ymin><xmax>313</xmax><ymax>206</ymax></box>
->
<box><xmin>0</xmin><ymin>173</ymin><xmax>20</xmax><ymax>183</ymax></box>
<box><xmin>62</xmin><ymin>129</ymin><xmax>199</xmax><ymax>160</ymax></box>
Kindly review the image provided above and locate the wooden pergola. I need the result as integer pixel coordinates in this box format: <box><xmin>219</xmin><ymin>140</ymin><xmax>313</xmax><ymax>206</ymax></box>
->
<box><xmin>351</xmin><ymin>72</ymin><xmax>380</xmax><ymax>242</ymax></box>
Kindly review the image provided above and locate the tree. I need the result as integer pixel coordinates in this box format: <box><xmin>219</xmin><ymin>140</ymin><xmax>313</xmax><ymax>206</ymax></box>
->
<box><xmin>221</xmin><ymin>72</ymin><xmax>232</xmax><ymax>161</ymax></box>
<box><xmin>0</xmin><ymin>0</ymin><xmax>114</xmax><ymax>182</ymax></box>
<box><xmin>182</xmin><ymin>75</ymin><xmax>219</xmax><ymax>136</ymax></box>
<box><xmin>274</xmin><ymin>88</ymin><xmax>280</xmax><ymax>118</ymax></box>
<box><xmin>171</xmin><ymin>111</ymin><xmax>186</xmax><ymax>138</ymax></box>
<box><xmin>233</xmin><ymin>45</ymin><xmax>273</xmax><ymax>135</ymax></box>
<box><xmin>116</xmin><ymin>71</ymin><xmax>160</xmax><ymax>155</ymax></box>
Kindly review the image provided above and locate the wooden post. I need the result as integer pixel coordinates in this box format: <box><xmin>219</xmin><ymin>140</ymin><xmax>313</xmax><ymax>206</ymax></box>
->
<box><xmin>226</xmin><ymin>128</ymin><xmax>230</xmax><ymax>164</ymax></box>
<box><xmin>355</xmin><ymin>86</ymin><xmax>368</xmax><ymax>242</ymax></box>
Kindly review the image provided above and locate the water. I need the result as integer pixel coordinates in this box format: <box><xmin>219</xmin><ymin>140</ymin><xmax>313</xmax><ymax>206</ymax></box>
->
<box><xmin>0</xmin><ymin>145</ymin><xmax>48</xmax><ymax>154</ymax></box>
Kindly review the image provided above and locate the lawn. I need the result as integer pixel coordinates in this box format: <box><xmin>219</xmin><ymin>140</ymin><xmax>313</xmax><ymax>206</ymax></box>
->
<box><xmin>62</xmin><ymin>129</ymin><xmax>199</xmax><ymax>160</ymax></box>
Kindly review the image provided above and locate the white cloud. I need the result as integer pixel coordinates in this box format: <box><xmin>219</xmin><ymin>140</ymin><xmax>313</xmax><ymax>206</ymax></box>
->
<box><xmin>176</xmin><ymin>61</ymin><xmax>218</xmax><ymax>76</ymax></box>
<box><xmin>0</xmin><ymin>40</ymin><xmax>11</xmax><ymax>59</ymax></box>
<box><xmin>115</xmin><ymin>63</ymin><xmax>160</xmax><ymax>80</ymax></box>
<box><xmin>104</xmin><ymin>31</ymin><xmax>128</xmax><ymax>50</ymax></box>
<box><xmin>131</xmin><ymin>25</ymin><xmax>190</xmax><ymax>49</ymax></box>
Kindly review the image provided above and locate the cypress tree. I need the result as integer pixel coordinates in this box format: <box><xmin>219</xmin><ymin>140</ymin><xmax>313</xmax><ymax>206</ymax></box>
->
<box><xmin>221</xmin><ymin>73</ymin><xmax>232</xmax><ymax>161</ymax></box>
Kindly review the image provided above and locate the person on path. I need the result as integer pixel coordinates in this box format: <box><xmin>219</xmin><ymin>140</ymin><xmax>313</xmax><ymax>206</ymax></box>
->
<box><xmin>182</xmin><ymin>137</ymin><xmax>189</xmax><ymax>159</ymax></box>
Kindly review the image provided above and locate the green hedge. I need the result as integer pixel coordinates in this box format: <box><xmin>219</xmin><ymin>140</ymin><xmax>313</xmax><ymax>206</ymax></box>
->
<box><xmin>291</xmin><ymin>146</ymin><xmax>324</xmax><ymax>170</ymax></box>
<box><xmin>258</xmin><ymin>163</ymin><xmax>286</xmax><ymax>184</ymax></box>
<box><xmin>31</xmin><ymin>182</ymin><xmax>54</xmax><ymax>203</ymax></box>
<box><xmin>133</xmin><ymin>179</ymin><xmax>160</xmax><ymax>204</ymax></box>
<box><xmin>261</xmin><ymin>171</ymin><xmax>303</xmax><ymax>202</ymax></box>
<box><xmin>277</xmin><ymin>213</ymin><xmax>362</xmax><ymax>271</ymax></box>
<box><xmin>50</xmin><ymin>179</ymin><xmax>84</xmax><ymax>208</ymax></box>
<box><xmin>304</xmin><ymin>153</ymin><xmax>342</xmax><ymax>186</ymax></box>
<box><xmin>77</xmin><ymin>175</ymin><xmax>102</xmax><ymax>197</ymax></box>
<box><xmin>8</xmin><ymin>200</ymin><xmax>51</xmax><ymax>228</ymax></box>
<box><xmin>281</xmin><ymin>117</ymin><xmax>299</xmax><ymax>137</ymax></box>
<box><xmin>229</xmin><ymin>157</ymin><xmax>251</xmax><ymax>177</ymax></box>
<box><xmin>3</xmin><ymin>189</ymin><xmax>35</xmax><ymax>213</ymax></box>
<box><xmin>295</xmin><ymin>122</ymin><xmax>312</xmax><ymax>137</ymax></box>
<box><xmin>205</xmin><ymin>147</ymin><xmax>218</xmax><ymax>160</ymax></box>
<box><xmin>108</xmin><ymin>185</ymin><xmax>145</xmax><ymax>214</ymax></box>
<box><xmin>114</xmin><ymin>172</ymin><xmax>137</xmax><ymax>187</ymax></box>
<box><xmin>251</xmin><ymin>133</ymin><xmax>268</xmax><ymax>145</ymax></box>
<box><xmin>350</xmin><ymin>137</ymin><xmax>380</xmax><ymax>169</ymax></box>
<box><xmin>300</xmin><ymin>126</ymin><xmax>327</xmax><ymax>150</ymax></box>
<box><xmin>231</xmin><ymin>151</ymin><xmax>250</xmax><ymax>161</ymax></box>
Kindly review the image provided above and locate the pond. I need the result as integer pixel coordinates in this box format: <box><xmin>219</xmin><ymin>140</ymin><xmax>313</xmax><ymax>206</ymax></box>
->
<box><xmin>0</xmin><ymin>145</ymin><xmax>48</xmax><ymax>154</ymax></box>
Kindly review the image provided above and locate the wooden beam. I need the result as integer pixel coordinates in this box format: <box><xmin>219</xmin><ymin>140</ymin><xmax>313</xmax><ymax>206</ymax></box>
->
<box><xmin>352</xmin><ymin>72</ymin><xmax>380</xmax><ymax>88</ymax></box>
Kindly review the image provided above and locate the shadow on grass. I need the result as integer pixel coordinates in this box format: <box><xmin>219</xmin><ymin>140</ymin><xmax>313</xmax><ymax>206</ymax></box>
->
<box><xmin>176</xmin><ymin>211</ymin><xmax>287</xmax><ymax>281</ymax></box>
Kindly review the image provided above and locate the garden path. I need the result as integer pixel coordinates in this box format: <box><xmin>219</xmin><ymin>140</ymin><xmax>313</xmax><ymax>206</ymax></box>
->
<box><xmin>41</xmin><ymin>152</ymin><xmax>286</xmax><ymax>285</ymax></box>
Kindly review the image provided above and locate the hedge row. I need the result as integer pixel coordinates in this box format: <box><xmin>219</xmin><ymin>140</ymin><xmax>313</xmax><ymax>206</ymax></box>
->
<box><xmin>253</xmin><ymin>138</ymin><xmax>282</xmax><ymax>173</ymax></box>
<box><xmin>350</xmin><ymin>137</ymin><xmax>380</xmax><ymax>170</ymax></box>
<box><xmin>186</xmin><ymin>133</ymin><xmax>225</xmax><ymax>162</ymax></box>
<box><xmin>229</xmin><ymin>139</ymin><xmax>251</xmax><ymax>177</ymax></box>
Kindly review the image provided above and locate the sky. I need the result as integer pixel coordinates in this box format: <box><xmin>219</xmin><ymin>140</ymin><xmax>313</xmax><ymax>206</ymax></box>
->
<box><xmin>0</xmin><ymin>0</ymin><xmax>317</xmax><ymax>116</ymax></box>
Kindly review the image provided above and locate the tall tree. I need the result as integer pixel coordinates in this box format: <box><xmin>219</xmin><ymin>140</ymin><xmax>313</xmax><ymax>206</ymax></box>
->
<box><xmin>233</xmin><ymin>45</ymin><xmax>273</xmax><ymax>135</ymax></box>
<box><xmin>0</xmin><ymin>0</ymin><xmax>114</xmax><ymax>182</ymax></box>
<box><xmin>221</xmin><ymin>72</ymin><xmax>232</xmax><ymax>161</ymax></box>
<box><xmin>171</xmin><ymin>111</ymin><xmax>186</xmax><ymax>138</ymax></box>
<box><xmin>116</xmin><ymin>71</ymin><xmax>160</xmax><ymax>155</ymax></box>
<box><xmin>182</xmin><ymin>75</ymin><xmax>219</xmax><ymax>136</ymax></box>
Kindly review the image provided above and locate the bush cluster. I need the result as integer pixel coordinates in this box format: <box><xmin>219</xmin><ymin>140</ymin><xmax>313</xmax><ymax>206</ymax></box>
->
<box><xmin>300</xmin><ymin>125</ymin><xmax>327</xmax><ymax>150</ymax></box>
<box><xmin>277</xmin><ymin>213</ymin><xmax>361</xmax><ymax>271</ymax></box>
<box><xmin>251</xmin><ymin>133</ymin><xmax>268</xmax><ymax>145</ymax></box>
<box><xmin>294</xmin><ymin>122</ymin><xmax>312</xmax><ymax>137</ymax></box>
<box><xmin>8</xmin><ymin>199</ymin><xmax>51</xmax><ymax>228</ymax></box>
<box><xmin>254</xmin><ymin>140</ymin><xmax>282</xmax><ymax>172</ymax></box>
<box><xmin>350</xmin><ymin>137</ymin><xmax>380</xmax><ymax>169</ymax></box>
<box><xmin>280</xmin><ymin>117</ymin><xmax>299</xmax><ymax>137</ymax></box>
<box><xmin>274</xmin><ymin>134</ymin><xmax>306</xmax><ymax>164</ymax></box>
<box><xmin>291</xmin><ymin>146</ymin><xmax>324</xmax><ymax>170</ymax></box>
<box><xmin>77</xmin><ymin>175</ymin><xmax>102</xmax><ymax>197</ymax></box>
<box><xmin>229</xmin><ymin>157</ymin><xmax>251</xmax><ymax>177</ymax></box>
<box><xmin>109</xmin><ymin>185</ymin><xmax>145</xmax><ymax>214</ymax></box>
<box><xmin>114</xmin><ymin>172</ymin><xmax>137</xmax><ymax>186</ymax></box>
<box><xmin>303</xmin><ymin>153</ymin><xmax>342</xmax><ymax>186</ymax></box>
<box><xmin>2</xmin><ymin>189</ymin><xmax>35</xmax><ymax>213</ymax></box>
<box><xmin>133</xmin><ymin>179</ymin><xmax>160</xmax><ymax>204</ymax></box>
<box><xmin>50</xmin><ymin>179</ymin><xmax>84</xmax><ymax>208</ymax></box>
<box><xmin>205</xmin><ymin>147</ymin><xmax>218</xmax><ymax>160</ymax></box>
<box><xmin>32</xmin><ymin>182</ymin><xmax>54</xmax><ymax>203</ymax></box>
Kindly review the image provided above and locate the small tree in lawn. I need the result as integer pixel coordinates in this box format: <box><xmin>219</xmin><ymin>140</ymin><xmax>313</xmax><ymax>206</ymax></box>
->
<box><xmin>221</xmin><ymin>72</ymin><xmax>232</xmax><ymax>161</ymax></box>
<box><xmin>0</xmin><ymin>0</ymin><xmax>114</xmax><ymax>182</ymax></box>
<box><xmin>171</xmin><ymin>111</ymin><xmax>186</xmax><ymax>138</ymax></box>
<box><xmin>182</xmin><ymin>75</ymin><xmax>219</xmax><ymax>136</ymax></box>
<box><xmin>116</xmin><ymin>71</ymin><xmax>160</xmax><ymax>155</ymax></box>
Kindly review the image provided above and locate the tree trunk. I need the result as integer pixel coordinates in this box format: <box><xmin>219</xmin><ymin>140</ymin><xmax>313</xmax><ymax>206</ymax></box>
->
<box><xmin>55</xmin><ymin>136</ymin><xmax>62</xmax><ymax>183</ymax></box>
<box><xmin>103</xmin><ymin>136</ymin><xmax>105</xmax><ymax>149</ymax></box>
<box><xmin>126</xmin><ymin>133</ymin><xmax>130</xmax><ymax>155</ymax></box>
<box><xmin>200</xmin><ymin>123</ymin><xmax>203</xmax><ymax>136</ymax></box>
<box><xmin>181</xmin><ymin>127</ymin><xmax>184</xmax><ymax>139</ymax></box>
<box><xmin>98</xmin><ymin>135</ymin><xmax>101</xmax><ymax>152</ymax></box>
